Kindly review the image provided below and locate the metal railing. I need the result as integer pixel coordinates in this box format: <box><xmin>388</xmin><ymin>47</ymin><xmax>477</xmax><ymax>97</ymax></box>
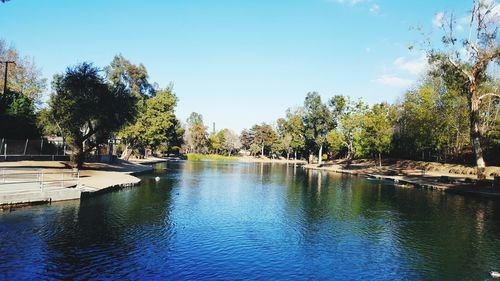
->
<box><xmin>0</xmin><ymin>168</ymin><xmax>79</xmax><ymax>191</ymax></box>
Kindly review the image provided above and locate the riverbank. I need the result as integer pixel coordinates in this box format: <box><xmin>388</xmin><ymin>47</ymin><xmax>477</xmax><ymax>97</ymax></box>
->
<box><xmin>304</xmin><ymin>159</ymin><xmax>500</xmax><ymax>198</ymax></box>
<box><xmin>0</xmin><ymin>159</ymin><xmax>153</xmax><ymax>207</ymax></box>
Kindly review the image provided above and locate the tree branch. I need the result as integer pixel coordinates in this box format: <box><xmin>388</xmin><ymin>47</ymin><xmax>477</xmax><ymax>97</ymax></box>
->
<box><xmin>447</xmin><ymin>56</ymin><xmax>474</xmax><ymax>82</ymax></box>
<box><xmin>478</xmin><ymin>93</ymin><xmax>500</xmax><ymax>100</ymax></box>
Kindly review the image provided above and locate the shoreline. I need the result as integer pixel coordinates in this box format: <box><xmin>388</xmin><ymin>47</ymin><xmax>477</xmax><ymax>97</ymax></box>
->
<box><xmin>304</xmin><ymin>160</ymin><xmax>500</xmax><ymax>198</ymax></box>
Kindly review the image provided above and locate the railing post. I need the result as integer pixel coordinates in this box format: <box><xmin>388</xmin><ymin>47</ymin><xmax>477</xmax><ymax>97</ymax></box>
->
<box><xmin>40</xmin><ymin>170</ymin><xmax>44</xmax><ymax>190</ymax></box>
<box><xmin>24</xmin><ymin>139</ymin><xmax>29</xmax><ymax>155</ymax></box>
<box><xmin>4</xmin><ymin>144</ymin><xmax>6</xmax><ymax>161</ymax></box>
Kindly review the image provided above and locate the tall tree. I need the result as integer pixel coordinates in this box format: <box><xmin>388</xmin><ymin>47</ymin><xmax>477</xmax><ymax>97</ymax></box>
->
<box><xmin>303</xmin><ymin>92</ymin><xmax>333</xmax><ymax>165</ymax></box>
<box><xmin>184</xmin><ymin>112</ymin><xmax>208</xmax><ymax>153</ymax></box>
<box><xmin>359</xmin><ymin>103</ymin><xmax>394</xmax><ymax>167</ymax></box>
<box><xmin>329</xmin><ymin>95</ymin><xmax>368</xmax><ymax>159</ymax></box>
<box><xmin>428</xmin><ymin>0</ymin><xmax>500</xmax><ymax>179</ymax></box>
<box><xmin>104</xmin><ymin>54</ymin><xmax>155</xmax><ymax>110</ymax></box>
<box><xmin>50</xmin><ymin>63</ymin><xmax>136</xmax><ymax>168</ymax></box>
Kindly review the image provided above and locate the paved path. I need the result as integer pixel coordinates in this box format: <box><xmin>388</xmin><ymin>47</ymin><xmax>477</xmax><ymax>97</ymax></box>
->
<box><xmin>0</xmin><ymin>160</ymin><xmax>153</xmax><ymax>206</ymax></box>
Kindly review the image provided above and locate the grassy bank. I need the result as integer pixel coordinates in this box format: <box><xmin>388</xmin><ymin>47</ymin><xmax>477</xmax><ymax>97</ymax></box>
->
<box><xmin>186</xmin><ymin>153</ymin><xmax>240</xmax><ymax>162</ymax></box>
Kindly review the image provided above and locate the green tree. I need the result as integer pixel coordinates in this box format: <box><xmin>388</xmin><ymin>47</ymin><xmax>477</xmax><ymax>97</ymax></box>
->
<box><xmin>303</xmin><ymin>92</ymin><xmax>333</xmax><ymax>165</ymax></box>
<box><xmin>50</xmin><ymin>63</ymin><xmax>136</xmax><ymax>168</ymax></box>
<box><xmin>239</xmin><ymin>128</ymin><xmax>254</xmax><ymax>151</ymax></box>
<box><xmin>359</xmin><ymin>103</ymin><xmax>393</xmax><ymax>167</ymax></box>
<box><xmin>104</xmin><ymin>54</ymin><xmax>155</xmax><ymax>109</ymax></box>
<box><xmin>330</xmin><ymin>96</ymin><xmax>368</xmax><ymax>159</ymax></box>
<box><xmin>120</xmin><ymin>87</ymin><xmax>183</xmax><ymax>158</ymax></box>
<box><xmin>326</xmin><ymin>129</ymin><xmax>345</xmax><ymax>159</ymax></box>
<box><xmin>184</xmin><ymin>112</ymin><xmax>208</xmax><ymax>153</ymax></box>
<box><xmin>251</xmin><ymin>123</ymin><xmax>278</xmax><ymax>157</ymax></box>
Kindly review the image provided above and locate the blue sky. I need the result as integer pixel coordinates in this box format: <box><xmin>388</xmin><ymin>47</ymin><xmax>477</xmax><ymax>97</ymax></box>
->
<box><xmin>0</xmin><ymin>0</ymin><xmax>472</xmax><ymax>132</ymax></box>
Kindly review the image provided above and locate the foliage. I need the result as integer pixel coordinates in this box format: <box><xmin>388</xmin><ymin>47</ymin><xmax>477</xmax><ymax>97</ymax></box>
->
<box><xmin>358</xmin><ymin>103</ymin><xmax>394</xmax><ymax>165</ymax></box>
<box><xmin>184</xmin><ymin>112</ymin><xmax>208</xmax><ymax>153</ymax></box>
<box><xmin>0</xmin><ymin>40</ymin><xmax>47</xmax><ymax>102</ymax></box>
<box><xmin>186</xmin><ymin>153</ymin><xmax>239</xmax><ymax>162</ymax></box>
<box><xmin>49</xmin><ymin>62</ymin><xmax>136</xmax><ymax>167</ymax></box>
<box><xmin>0</xmin><ymin>90</ymin><xmax>39</xmax><ymax>138</ymax></box>
<box><xmin>120</xmin><ymin>87</ymin><xmax>183</xmax><ymax>154</ymax></box>
<box><xmin>251</xmin><ymin>123</ymin><xmax>278</xmax><ymax>157</ymax></box>
<box><xmin>105</xmin><ymin>54</ymin><xmax>155</xmax><ymax>110</ymax></box>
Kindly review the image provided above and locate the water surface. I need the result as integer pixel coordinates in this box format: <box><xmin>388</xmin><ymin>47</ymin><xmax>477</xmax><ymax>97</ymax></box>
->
<box><xmin>1</xmin><ymin>161</ymin><xmax>500</xmax><ymax>280</ymax></box>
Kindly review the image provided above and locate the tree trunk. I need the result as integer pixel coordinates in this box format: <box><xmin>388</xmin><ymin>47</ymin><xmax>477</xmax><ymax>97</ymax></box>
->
<box><xmin>318</xmin><ymin>144</ymin><xmax>323</xmax><ymax>166</ymax></box>
<box><xmin>469</xmin><ymin>89</ymin><xmax>486</xmax><ymax>180</ymax></box>
<box><xmin>72</xmin><ymin>142</ymin><xmax>85</xmax><ymax>169</ymax></box>
<box><xmin>378</xmin><ymin>153</ymin><xmax>382</xmax><ymax>168</ymax></box>
<box><xmin>287</xmin><ymin>151</ymin><xmax>290</xmax><ymax>161</ymax></box>
<box><xmin>120</xmin><ymin>144</ymin><xmax>134</xmax><ymax>161</ymax></box>
<box><xmin>261</xmin><ymin>145</ymin><xmax>264</xmax><ymax>158</ymax></box>
<box><xmin>294</xmin><ymin>151</ymin><xmax>297</xmax><ymax>161</ymax></box>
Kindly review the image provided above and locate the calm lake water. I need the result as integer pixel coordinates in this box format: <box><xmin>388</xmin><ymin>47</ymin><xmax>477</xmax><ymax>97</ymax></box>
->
<box><xmin>1</xmin><ymin>161</ymin><xmax>500</xmax><ymax>280</ymax></box>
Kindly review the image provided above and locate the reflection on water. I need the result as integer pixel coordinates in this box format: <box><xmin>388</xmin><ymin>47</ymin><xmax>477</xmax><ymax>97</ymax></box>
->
<box><xmin>0</xmin><ymin>161</ymin><xmax>499</xmax><ymax>280</ymax></box>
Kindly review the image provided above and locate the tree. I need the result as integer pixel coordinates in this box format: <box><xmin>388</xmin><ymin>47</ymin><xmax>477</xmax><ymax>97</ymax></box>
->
<box><xmin>221</xmin><ymin>129</ymin><xmax>241</xmax><ymax>156</ymax></box>
<box><xmin>251</xmin><ymin>123</ymin><xmax>278</xmax><ymax>157</ymax></box>
<box><xmin>240</xmin><ymin>128</ymin><xmax>254</xmax><ymax>151</ymax></box>
<box><xmin>276</xmin><ymin>108</ymin><xmax>305</xmax><ymax>160</ymax></box>
<box><xmin>326</xmin><ymin>129</ymin><xmax>345</xmax><ymax>159</ymax></box>
<box><xmin>104</xmin><ymin>54</ymin><xmax>155</xmax><ymax>109</ymax></box>
<box><xmin>0</xmin><ymin>90</ymin><xmax>39</xmax><ymax>138</ymax></box>
<box><xmin>184</xmin><ymin>112</ymin><xmax>208</xmax><ymax>153</ymax></box>
<box><xmin>359</xmin><ymin>103</ymin><xmax>393</xmax><ymax>167</ymax></box>
<box><xmin>120</xmin><ymin>87</ymin><xmax>183</xmax><ymax>158</ymax></box>
<box><xmin>0</xmin><ymin>40</ymin><xmax>47</xmax><ymax>101</ymax></box>
<box><xmin>303</xmin><ymin>92</ymin><xmax>333</xmax><ymax>165</ymax></box>
<box><xmin>50</xmin><ymin>63</ymin><xmax>136</xmax><ymax>168</ymax></box>
<box><xmin>329</xmin><ymin>95</ymin><xmax>368</xmax><ymax>159</ymax></box>
<box><xmin>428</xmin><ymin>0</ymin><xmax>500</xmax><ymax>179</ymax></box>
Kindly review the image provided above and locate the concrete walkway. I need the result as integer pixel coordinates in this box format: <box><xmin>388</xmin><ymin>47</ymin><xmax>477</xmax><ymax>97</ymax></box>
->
<box><xmin>0</xmin><ymin>160</ymin><xmax>153</xmax><ymax>207</ymax></box>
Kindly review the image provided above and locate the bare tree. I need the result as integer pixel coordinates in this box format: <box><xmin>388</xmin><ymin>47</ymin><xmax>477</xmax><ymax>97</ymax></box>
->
<box><xmin>430</xmin><ymin>0</ymin><xmax>499</xmax><ymax>179</ymax></box>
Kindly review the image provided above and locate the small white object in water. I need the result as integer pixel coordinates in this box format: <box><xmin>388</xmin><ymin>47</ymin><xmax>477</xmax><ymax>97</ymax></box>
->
<box><xmin>155</xmin><ymin>177</ymin><xmax>160</xmax><ymax>182</ymax></box>
<box><xmin>491</xmin><ymin>271</ymin><xmax>500</xmax><ymax>278</ymax></box>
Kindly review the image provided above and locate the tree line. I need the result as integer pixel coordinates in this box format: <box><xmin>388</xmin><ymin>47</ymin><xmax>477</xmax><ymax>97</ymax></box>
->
<box><xmin>0</xmin><ymin>0</ymin><xmax>498</xmax><ymax>177</ymax></box>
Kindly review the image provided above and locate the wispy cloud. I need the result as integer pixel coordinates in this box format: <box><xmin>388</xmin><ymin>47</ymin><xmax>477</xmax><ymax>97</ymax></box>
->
<box><xmin>369</xmin><ymin>4</ymin><xmax>380</xmax><ymax>14</ymax></box>
<box><xmin>393</xmin><ymin>54</ymin><xmax>427</xmax><ymax>75</ymax></box>
<box><xmin>374</xmin><ymin>75</ymin><xmax>413</xmax><ymax>87</ymax></box>
<box><xmin>432</xmin><ymin>12</ymin><xmax>445</xmax><ymax>28</ymax></box>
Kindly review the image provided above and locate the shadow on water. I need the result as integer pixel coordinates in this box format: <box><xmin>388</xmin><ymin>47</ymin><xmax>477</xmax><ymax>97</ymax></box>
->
<box><xmin>0</xmin><ymin>161</ymin><xmax>499</xmax><ymax>280</ymax></box>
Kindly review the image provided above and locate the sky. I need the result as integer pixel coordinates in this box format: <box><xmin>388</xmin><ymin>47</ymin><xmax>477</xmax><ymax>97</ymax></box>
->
<box><xmin>0</xmin><ymin>0</ymin><xmax>475</xmax><ymax>132</ymax></box>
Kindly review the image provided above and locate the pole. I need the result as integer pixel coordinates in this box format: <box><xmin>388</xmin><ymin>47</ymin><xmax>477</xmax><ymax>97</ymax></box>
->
<box><xmin>1</xmin><ymin>61</ymin><xmax>15</xmax><ymax>94</ymax></box>
<box><xmin>4</xmin><ymin>144</ymin><xmax>6</xmax><ymax>160</ymax></box>
<box><xmin>24</xmin><ymin>138</ymin><xmax>28</xmax><ymax>155</ymax></box>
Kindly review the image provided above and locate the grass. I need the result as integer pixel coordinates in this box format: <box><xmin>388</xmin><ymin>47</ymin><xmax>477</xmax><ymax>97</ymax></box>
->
<box><xmin>186</xmin><ymin>153</ymin><xmax>240</xmax><ymax>162</ymax></box>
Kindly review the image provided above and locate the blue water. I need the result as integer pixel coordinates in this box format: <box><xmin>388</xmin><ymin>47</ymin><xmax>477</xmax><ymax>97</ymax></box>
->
<box><xmin>1</xmin><ymin>161</ymin><xmax>500</xmax><ymax>280</ymax></box>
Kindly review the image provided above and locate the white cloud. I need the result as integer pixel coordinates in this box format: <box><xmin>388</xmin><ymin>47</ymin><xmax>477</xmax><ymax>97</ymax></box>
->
<box><xmin>374</xmin><ymin>75</ymin><xmax>413</xmax><ymax>87</ymax></box>
<box><xmin>369</xmin><ymin>4</ymin><xmax>380</xmax><ymax>14</ymax></box>
<box><xmin>393</xmin><ymin>54</ymin><xmax>427</xmax><ymax>75</ymax></box>
<box><xmin>433</xmin><ymin>12</ymin><xmax>445</xmax><ymax>28</ymax></box>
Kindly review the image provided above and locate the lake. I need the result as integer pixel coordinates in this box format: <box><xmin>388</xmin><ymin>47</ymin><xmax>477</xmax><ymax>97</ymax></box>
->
<box><xmin>1</xmin><ymin>161</ymin><xmax>500</xmax><ymax>280</ymax></box>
